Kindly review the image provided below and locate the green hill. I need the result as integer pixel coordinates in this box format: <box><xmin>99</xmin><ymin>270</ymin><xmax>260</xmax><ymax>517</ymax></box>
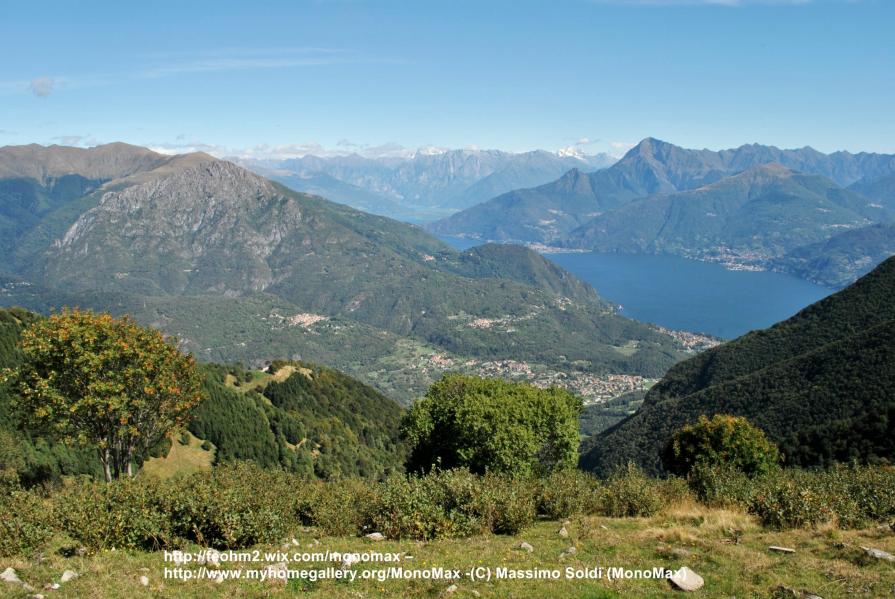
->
<box><xmin>0</xmin><ymin>308</ymin><xmax>405</xmax><ymax>483</ymax></box>
<box><xmin>566</xmin><ymin>164</ymin><xmax>883</xmax><ymax>268</ymax></box>
<box><xmin>581</xmin><ymin>256</ymin><xmax>895</xmax><ymax>475</ymax></box>
<box><xmin>773</xmin><ymin>222</ymin><xmax>895</xmax><ymax>288</ymax></box>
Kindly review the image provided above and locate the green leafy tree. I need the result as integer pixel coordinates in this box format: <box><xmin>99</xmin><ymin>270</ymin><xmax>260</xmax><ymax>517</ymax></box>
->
<box><xmin>7</xmin><ymin>310</ymin><xmax>205</xmax><ymax>482</ymax></box>
<box><xmin>402</xmin><ymin>375</ymin><xmax>582</xmax><ymax>475</ymax></box>
<box><xmin>663</xmin><ymin>414</ymin><xmax>781</xmax><ymax>477</ymax></box>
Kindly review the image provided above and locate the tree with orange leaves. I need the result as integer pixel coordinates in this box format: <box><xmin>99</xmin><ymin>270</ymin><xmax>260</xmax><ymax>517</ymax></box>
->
<box><xmin>8</xmin><ymin>309</ymin><xmax>205</xmax><ymax>482</ymax></box>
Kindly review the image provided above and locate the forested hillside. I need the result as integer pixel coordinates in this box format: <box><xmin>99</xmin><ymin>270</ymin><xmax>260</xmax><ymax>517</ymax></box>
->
<box><xmin>0</xmin><ymin>308</ymin><xmax>405</xmax><ymax>483</ymax></box>
<box><xmin>581</xmin><ymin>256</ymin><xmax>895</xmax><ymax>475</ymax></box>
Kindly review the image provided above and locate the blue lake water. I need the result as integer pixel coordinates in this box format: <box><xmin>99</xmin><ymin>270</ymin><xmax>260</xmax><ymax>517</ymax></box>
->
<box><xmin>436</xmin><ymin>235</ymin><xmax>834</xmax><ymax>339</ymax></box>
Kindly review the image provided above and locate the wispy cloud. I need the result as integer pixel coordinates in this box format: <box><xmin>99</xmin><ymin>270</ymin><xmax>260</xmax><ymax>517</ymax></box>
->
<box><xmin>137</xmin><ymin>48</ymin><xmax>350</xmax><ymax>79</ymax></box>
<box><xmin>0</xmin><ymin>47</ymin><xmax>363</xmax><ymax>97</ymax></box>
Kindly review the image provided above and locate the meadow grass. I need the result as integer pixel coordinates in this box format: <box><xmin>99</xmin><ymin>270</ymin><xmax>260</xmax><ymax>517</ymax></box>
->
<box><xmin>4</xmin><ymin>502</ymin><xmax>893</xmax><ymax>598</ymax></box>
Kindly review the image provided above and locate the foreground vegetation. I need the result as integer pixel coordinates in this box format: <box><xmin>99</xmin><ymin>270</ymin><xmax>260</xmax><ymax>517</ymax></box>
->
<box><xmin>2</xmin><ymin>464</ymin><xmax>894</xmax><ymax>598</ymax></box>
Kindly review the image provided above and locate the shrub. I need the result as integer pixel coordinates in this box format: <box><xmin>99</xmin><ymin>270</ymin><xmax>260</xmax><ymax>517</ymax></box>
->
<box><xmin>305</xmin><ymin>478</ymin><xmax>376</xmax><ymax>537</ymax></box>
<box><xmin>748</xmin><ymin>474</ymin><xmax>833</xmax><ymax>529</ymax></box>
<box><xmin>161</xmin><ymin>462</ymin><xmax>299</xmax><ymax>548</ymax></box>
<box><xmin>687</xmin><ymin>463</ymin><xmax>755</xmax><ymax>507</ymax></box>
<box><xmin>52</xmin><ymin>477</ymin><xmax>171</xmax><ymax>551</ymax></box>
<box><xmin>0</xmin><ymin>470</ymin><xmax>54</xmax><ymax>557</ymax></box>
<box><xmin>476</xmin><ymin>473</ymin><xmax>537</xmax><ymax>535</ymax></box>
<box><xmin>369</xmin><ymin>470</ymin><xmax>484</xmax><ymax>540</ymax></box>
<box><xmin>664</xmin><ymin>414</ymin><xmax>781</xmax><ymax>477</ymax></box>
<box><xmin>598</xmin><ymin>463</ymin><xmax>662</xmax><ymax>518</ymax></box>
<box><xmin>536</xmin><ymin>470</ymin><xmax>601</xmax><ymax>519</ymax></box>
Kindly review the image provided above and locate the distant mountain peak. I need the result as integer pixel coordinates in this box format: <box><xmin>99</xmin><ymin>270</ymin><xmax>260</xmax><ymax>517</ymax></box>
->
<box><xmin>623</xmin><ymin>137</ymin><xmax>675</xmax><ymax>159</ymax></box>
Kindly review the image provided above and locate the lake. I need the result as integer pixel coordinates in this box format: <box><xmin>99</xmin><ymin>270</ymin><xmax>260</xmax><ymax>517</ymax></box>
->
<box><xmin>436</xmin><ymin>236</ymin><xmax>834</xmax><ymax>339</ymax></box>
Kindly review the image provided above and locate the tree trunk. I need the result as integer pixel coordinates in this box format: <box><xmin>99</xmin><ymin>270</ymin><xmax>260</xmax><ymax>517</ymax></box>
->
<box><xmin>101</xmin><ymin>448</ymin><xmax>113</xmax><ymax>483</ymax></box>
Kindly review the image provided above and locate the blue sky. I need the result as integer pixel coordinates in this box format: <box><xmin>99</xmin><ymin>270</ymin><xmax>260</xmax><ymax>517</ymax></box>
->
<box><xmin>1</xmin><ymin>0</ymin><xmax>892</xmax><ymax>158</ymax></box>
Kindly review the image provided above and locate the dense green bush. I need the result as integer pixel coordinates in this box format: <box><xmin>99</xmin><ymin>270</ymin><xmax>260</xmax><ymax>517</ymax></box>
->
<box><xmin>402</xmin><ymin>375</ymin><xmax>581</xmax><ymax>475</ymax></box>
<box><xmin>369</xmin><ymin>470</ymin><xmax>485</xmax><ymax>540</ymax></box>
<box><xmin>664</xmin><ymin>414</ymin><xmax>781</xmax><ymax>477</ymax></box>
<box><xmin>303</xmin><ymin>478</ymin><xmax>376</xmax><ymax>537</ymax></box>
<box><xmin>598</xmin><ymin>463</ymin><xmax>662</xmax><ymax>518</ymax></box>
<box><xmin>477</xmin><ymin>473</ymin><xmax>538</xmax><ymax>535</ymax></box>
<box><xmin>52</xmin><ymin>477</ymin><xmax>171</xmax><ymax>551</ymax></box>
<box><xmin>161</xmin><ymin>463</ymin><xmax>299</xmax><ymax>548</ymax></box>
<box><xmin>748</xmin><ymin>477</ymin><xmax>832</xmax><ymax>529</ymax></box>
<box><xmin>536</xmin><ymin>470</ymin><xmax>600</xmax><ymax>519</ymax></box>
<box><xmin>0</xmin><ymin>470</ymin><xmax>54</xmax><ymax>557</ymax></box>
<box><xmin>687</xmin><ymin>463</ymin><xmax>755</xmax><ymax>507</ymax></box>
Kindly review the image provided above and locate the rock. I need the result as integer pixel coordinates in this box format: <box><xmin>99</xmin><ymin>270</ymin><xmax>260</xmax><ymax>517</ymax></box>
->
<box><xmin>291</xmin><ymin>538</ymin><xmax>300</xmax><ymax>546</ymax></box>
<box><xmin>139</xmin><ymin>576</ymin><xmax>149</xmax><ymax>587</ymax></box>
<box><xmin>518</xmin><ymin>541</ymin><xmax>534</xmax><ymax>553</ymax></box>
<box><xmin>341</xmin><ymin>554</ymin><xmax>360</xmax><ymax>570</ymax></box>
<box><xmin>202</xmin><ymin>549</ymin><xmax>221</xmax><ymax>568</ymax></box>
<box><xmin>558</xmin><ymin>526</ymin><xmax>569</xmax><ymax>538</ymax></box>
<box><xmin>669</xmin><ymin>567</ymin><xmax>704</xmax><ymax>592</ymax></box>
<box><xmin>29</xmin><ymin>594</ymin><xmax>45</xmax><ymax>599</ymax></box>
<box><xmin>769</xmin><ymin>546</ymin><xmax>796</xmax><ymax>554</ymax></box>
<box><xmin>22</xmin><ymin>583</ymin><xmax>36</xmax><ymax>592</ymax></box>
<box><xmin>366</xmin><ymin>532</ymin><xmax>385</xmax><ymax>541</ymax></box>
<box><xmin>445</xmin><ymin>584</ymin><xmax>458</xmax><ymax>594</ymax></box>
<box><xmin>1</xmin><ymin>568</ymin><xmax>22</xmax><ymax>584</ymax></box>
<box><xmin>560</xmin><ymin>546</ymin><xmax>577</xmax><ymax>559</ymax></box>
<box><xmin>861</xmin><ymin>546</ymin><xmax>895</xmax><ymax>562</ymax></box>
<box><xmin>59</xmin><ymin>570</ymin><xmax>79</xmax><ymax>584</ymax></box>
<box><xmin>671</xmin><ymin>547</ymin><xmax>695</xmax><ymax>558</ymax></box>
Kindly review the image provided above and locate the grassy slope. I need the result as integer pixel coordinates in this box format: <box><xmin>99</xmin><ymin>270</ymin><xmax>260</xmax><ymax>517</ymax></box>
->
<box><xmin>4</xmin><ymin>504</ymin><xmax>893</xmax><ymax>598</ymax></box>
<box><xmin>140</xmin><ymin>432</ymin><xmax>214</xmax><ymax>480</ymax></box>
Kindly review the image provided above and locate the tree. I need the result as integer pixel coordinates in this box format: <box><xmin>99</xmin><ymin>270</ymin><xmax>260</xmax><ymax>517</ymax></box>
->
<box><xmin>401</xmin><ymin>374</ymin><xmax>582</xmax><ymax>475</ymax></box>
<box><xmin>662</xmin><ymin>414</ymin><xmax>781</xmax><ymax>477</ymax></box>
<box><xmin>8</xmin><ymin>310</ymin><xmax>205</xmax><ymax>482</ymax></box>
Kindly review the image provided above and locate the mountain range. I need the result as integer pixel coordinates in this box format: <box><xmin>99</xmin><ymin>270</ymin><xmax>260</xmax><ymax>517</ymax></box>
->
<box><xmin>239</xmin><ymin>148</ymin><xmax>616</xmax><ymax>222</ymax></box>
<box><xmin>0</xmin><ymin>143</ymin><xmax>697</xmax><ymax>404</ymax></box>
<box><xmin>429</xmin><ymin>138</ymin><xmax>895</xmax><ymax>287</ymax></box>
<box><xmin>581</xmin><ymin>255</ymin><xmax>895</xmax><ymax>475</ymax></box>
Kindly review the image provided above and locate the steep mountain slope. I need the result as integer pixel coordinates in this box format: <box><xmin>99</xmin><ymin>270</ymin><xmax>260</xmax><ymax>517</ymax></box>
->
<box><xmin>429</xmin><ymin>138</ymin><xmax>895</xmax><ymax>244</ymax></box>
<box><xmin>0</xmin><ymin>144</ymin><xmax>216</xmax><ymax>273</ymax></box>
<box><xmin>245</xmin><ymin>149</ymin><xmax>614</xmax><ymax>221</ymax></box>
<box><xmin>580</xmin><ymin>256</ymin><xmax>895</xmax><ymax>475</ymax></box>
<box><xmin>565</xmin><ymin>165</ymin><xmax>882</xmax><ymax>267</ymax></box>
<box><xmin>773</xmin><ymin>223</ymin><xmax>895</xmax><ymax>288</ymax></box>
<box><xmin>849</xmin><ymin>172</ymin><xmax>895</xmax><ymax>212</ymax></box>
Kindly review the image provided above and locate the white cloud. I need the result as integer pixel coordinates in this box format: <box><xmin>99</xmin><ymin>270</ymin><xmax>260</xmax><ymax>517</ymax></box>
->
<box><xmin>29</xmin><ymin>77</ymin><xmax>55</xmax><ymax>97</ymax></box>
